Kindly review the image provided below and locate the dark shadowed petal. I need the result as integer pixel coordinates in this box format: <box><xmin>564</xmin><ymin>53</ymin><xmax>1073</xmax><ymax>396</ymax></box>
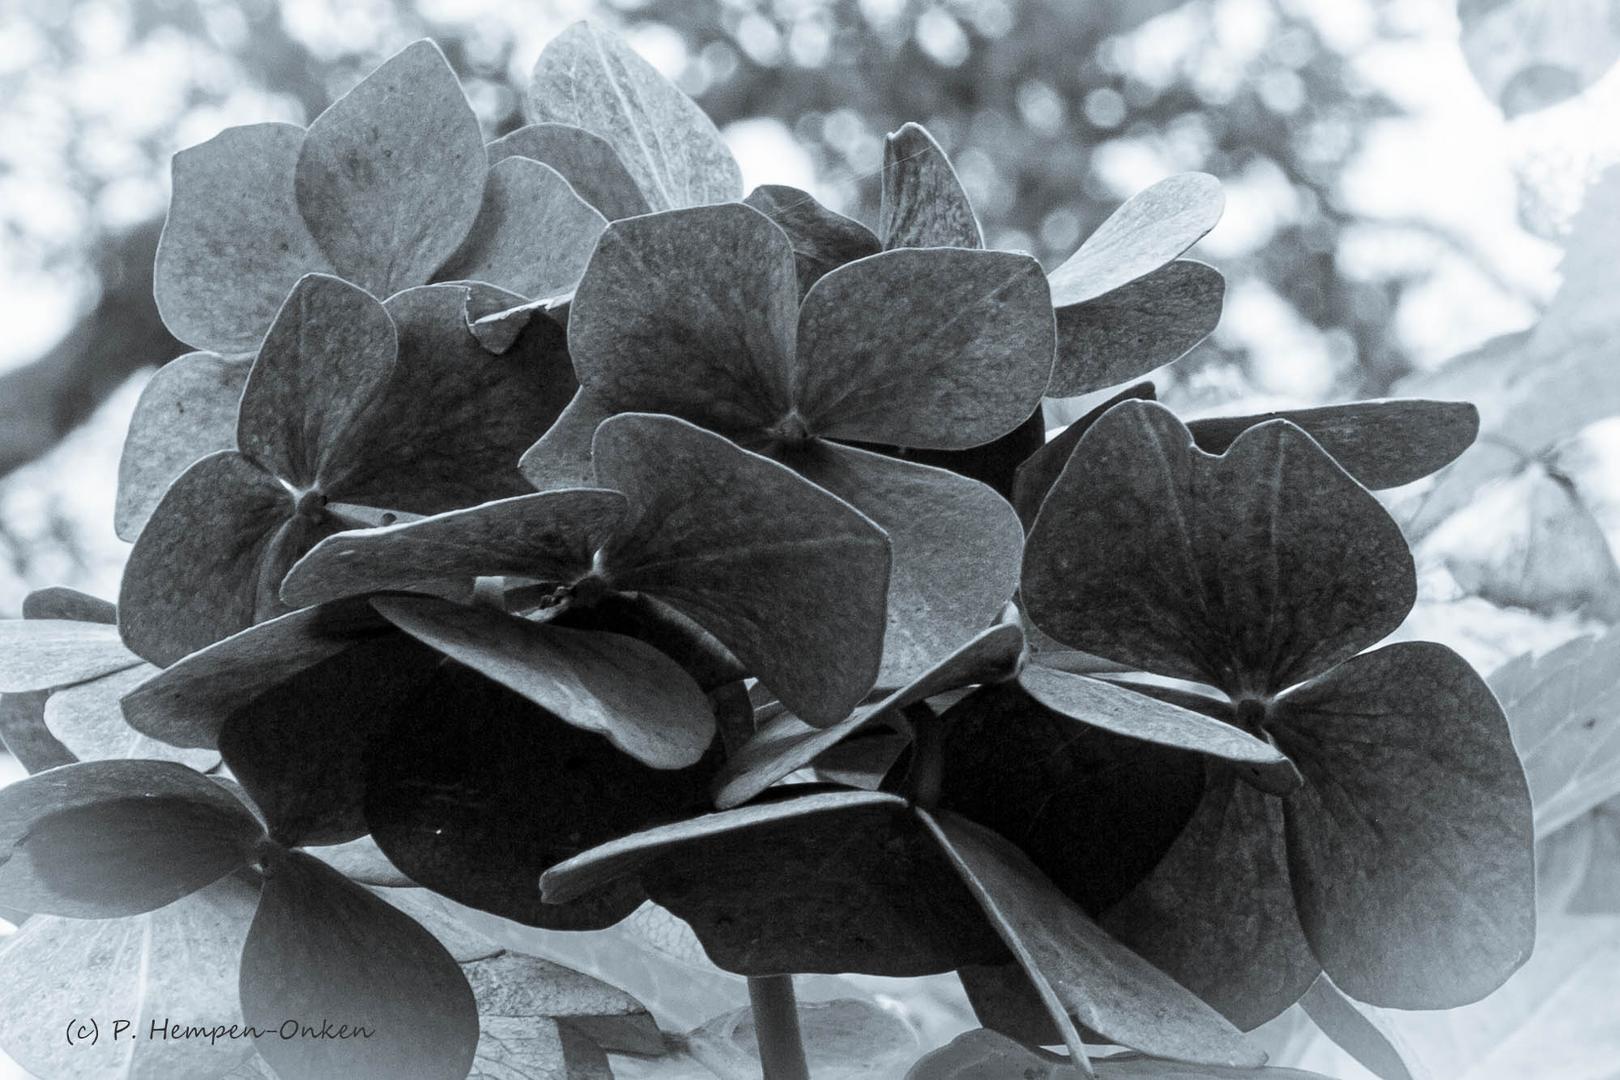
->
<box><xmin>294</xmin><ymin>40</ymin><xmax>486</xmax><ymax>297</ymax></box>
<box><xmin>154</xmin><ymin>123</ymin><xmax>332</xmax><ymax>354</ymax></box>
<box><xmin>938</xmin><ymin>681</ymin><xmax>1207</xmax><ymax>917</ymax></box>
<box><xmin>0</xmin><ymin>759</ymin><xmax>262</xmax><ymax>917</ymax></box>
<box><xmin>22</xmin><ymin>587</ymin><xmax>117</xmax><ymax>623</ymax></box>
<box><xmin>789</xmin><ymin>441</ymin><xmax>1023</xmax><ymax>688</ymax></box>
<box><xmin>527</xmin><ymin>22</ymin><xmax>742</xmax><ymax>211</ymax></box>
<box><xmin>1012</xmin><ymin>382</ymin><xmax>1156</xmax><ymax>528</ymax></box>
<box><xmin>1051</xmin><ymin>260</ymin><xmax>1225</xmax><ymax>396</ymax></box>
<box><xmin>1023</xmin><ymin>401</ymin><xmax>1415</xmax><ymax>697</ymax></box>
<box><xmin>920</xmin><ymin>811</ymin><xmax>1264</xmax><ymax>1068</ymax></box>
<box><xmin>115</xmin><ymin>350</ymin><xmax>250</xmax><ymax>541</ymax></box>
<box><xmin>594</xmin><ymin>415</ymin><xmax>890</xmax><ymax>726</ymax></box>
<box><xmin>0</xmin><ymin>693</ymin><xmax>74</xmax><ymax>774</ymax></box>
<box><xmin>1102</xmin><ymin>764</ymin><xmax>1321</xmax><ymax>1031</ymax></box>
<box><xmin>120</xmin><ymin>599</ymin><xmax>389</xmax><ymax>750</ymax></box>
<box><xmin>281</xmin><ymin>489</ymin><xmax>625</xmax><ymax>608</ymax></box>
<box><xmin>713</xmin><ymin>622</ymin><xmax>1026</xmax><ymax>809</ymax></box>
<box><xmin>795</xmin><ymin>248</ymin><xmax>1054</xmax><ymax>449</ymax></box>
<box><xmin>236</xmin><ymin>275</ymin><xmax>398</xmax><ymax>488</ymax></box>
<box><xmin>325</xmin><ymin>283</ymin><xmax>578</xmax><ymax>513</ymax></box>
<box><xmin>1047</xmin><ymin>173</ymin><xmax>1223</xmax><ymax>307</ymax></box>
<box><xmin>519</xmin><ymin>388</ymin><xmax>619</xmax><ymax>492</ymax></box>
<box><xmin>1187</xmin><ymin>399</ymin><xmax>1480</xmax><ymax>491</ymax></box>
<box><xmin>118</xmin><ymin>451</ymin><xmax>330</xmax><ymax>666</ymax></box>
<box><xmin>555</xmin><ymin>792</ymin><xmax>1008</xmax><ymax>976</ymax></box>
<box><xmin>365</xmin><ymin>664</ymin><xmax>716</xmax><ymax>930</ymax></box>
<box><xmin>878</xmin><ymin>122</ymin><xmax>982</xmax><ymax>250</ymax></box>
<box><xmin>1270</xmin><ymin>642</ymin><xmax>1535</xmax><ymax>1009</ymax></box>
<box><xmin>745</xmin><ymin>184</ymin><xmax>883</xmax><ymax>294</ymax></box>
<box><xmin>568</xmin><ymin>204</ymin><xmax>799</xmax><ymax>435</ymax></box>
<box><xmin>373</xmin><ymin>596</ymin><xmax>715</xmax><ymax>769</ymax></box>
<box><xmin>240</xmin><ymin>847</ymin><xmax>479</xmax><ymax>1080</ymax></box>
<box><xmin>488</xmin><ymin>122</ymin><xmax>652</xmax><ymax>221</ymax></box>
<box><xmin>436</xmin><ymin>157</ymin><xmax>606</xmax><ymax>298</ymax></box>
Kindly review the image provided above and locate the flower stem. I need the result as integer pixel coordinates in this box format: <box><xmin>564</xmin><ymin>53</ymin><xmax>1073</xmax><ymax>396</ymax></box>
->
<box><xmin>748</xmin><ymin>974</ymin><xmax>809</xmax><ymax>1080</ymax></box>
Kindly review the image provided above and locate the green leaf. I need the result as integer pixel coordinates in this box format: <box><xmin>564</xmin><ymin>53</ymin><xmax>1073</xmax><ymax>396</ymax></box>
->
<box><xmin>878</xmin><ymin>122</ymin><xmax>982</xmax><ymax>250</ymax></box>
<box><xmin>489</xmin><ymin>122</ymin><xmax>652</xmax><ymax>221</ymax></box>
<box><xmin>1048</xmin><ymin>174</ymin><xmax>1223</xmax><ymax>308</ymax></box>
<box><xmin>713</xmin><ymin>622</ymin><xmax>1025</xmax><ymax>809</ymax></box>
<box><xmin>1187</xmin><ymin>399</ymin><xmax>1479</xmax><ymax>491</ymax></box>
<box><xmin>543</xmin><ymin>790</ymin><xmax>904</xmax><ymax>903</ymax></box>
<box><xmin>553</xmin><ymin>790</ymin><xmax>1008</xmax><ymax>976</ymax></box>
<box><xmin>788</xmin><ymin>441</ymin><xmax>1023</xmax><ymax>688</ymax></box>
<box><xmin>745</xmin><ymin>184</ymin><xmax>883</xmax><ymax>294</ymax></box>
<box><xmin>920</xmin><ymin>811</ymin><xmax>1264</xmax><ymax>1069</ymax></box>
<box><xmin>1271</xmin><ymin>642</ymin><xmax>1535</xmax><ymax>1009</ymax></box>
<box><xmin>1050</xmin><ymin>260</ymin><xmax>1224</xmax><ymax>396</ymax></box>
<box><xmin>1491</xmin><ymin>629</ymin><xmax>1620</xmax><ymax>834</ymax></box>
<box><xmin>372</xmin><ymin>596</ymin><xmax>716</xmax><ymax>770</ymax></box>
<box><xmin>0</xmin><ymin>759</ymin><xmax>262</xmax><ymax>917</ymax></box>
<box><xmin>1296</xmin><ymin>974</ymin><xmax>1414</xmax><ymax>1080</ymax></box>
<box><xmin>121</xmin><ymin>598</ymin><xmax>389</xmax><ymax>750</ymax></box>
<box><xmin>1023</xmin><ymin>401</ymin><xmax>1414</xmax><ymax>698</ymax></box>
<box><xmin>366</xmin><ymin>664</ymin><xmax>717</xmax><ymax>929</ymax></box>
<box><xmin>1101</xmin><ymin>765</ymin><xmax>1321</xmax><ymax>1030</ymax></box>
<box><xmin>295</xmin><ymin>40</ymin><xmax>485</xmax><ymax>297</ymax></box>
<box><xmin>594</xmin><ymin>414</ymin><xmax>891</xmax><ymax>726</ymax></box>
<box><xmin>568</xmin><ymin>204</ymin><xmax>798</xmax><ymax>435</ymax></box>
<box><xmin>1016</xmin><ymin>664</ymin><xmax>1289</xmax><ymax>770</ymax></box>
<box><xmin>685</xmin><ymin>998</ymin><xmax>920</xmax><ymax>1080</ymax></box>
<box><xmin>795</xmin><ymin>248</ymin><xmax>1054</xmax><ymax>450</ymax></box>
<box><xmin>44</xmin><ymin>663</ymin><xmax>219</xmax><ymax>770</ymax></box>
<box><xmin>437</xmin><ymin>157</ymin><xmax>607</xmax><ymax>299</ymax></box>
<box><xmin>154</xmin><ymin>122</ymin><xmax>332</xmax><ymax>353</ymax></box>
<box><xmin>527</xmin><ymin>22</ymin><xmax>742</xmax><ymax>211</ymax></box>
<box><xmin>1458</xmin><ymin>0</ymin><xmax>1620</xmax><ymax>115</ymax></box>
<box><xmin>1012</xmin><ymin>383</ymin><xmax>1156</xmax><ymax>526</ymax></box>
<box><xmin>115</xmin><ymin>350</ymin><xmax>250</xmax><ymax>541</ymax></box>
<box><xmin>281</xmin><ymin>489</ymin><xmax>624</xmax><ymax>608</ymax></box>
<box><xmin>117</xmin><ymin>450</ymin><xmax>328</xmax><ymax>665</ymax></box>
<box><xmin>0</xmin><ymin>873</ymin><xmax>260</xmax><ymax>1080</ymax></box>
<box><xmin>240</xmin><ymin>846</ymin><xmax>480</xmax><ymax>1080</ymax></box>
<box><xmin>938</xmin><ymin>681</ymin><xmax>1208</xmax><ymax>917</ymax></box>
<box><xmin>0</xmin><ymin>618</ymin><xmax>138</xmax><ymax>692</ymax></box>
<box><xmin>235</xmin><ymin>274</ymin><xmax>398</xmax><ymax>488</ymax></box>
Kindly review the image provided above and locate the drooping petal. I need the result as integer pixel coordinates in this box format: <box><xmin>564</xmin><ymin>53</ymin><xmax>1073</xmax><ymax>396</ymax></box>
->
<box><xmin>795</xmin><ymin>248</ymin><xmax>1054</xmax><ymax>450</ymax></box>
<box><xmin>594</xmin><ymin>414</ymin><xmax>890</xmax><ymax>726</ymax></box>
<box><xmin>294</xmin><ymin>40</ymin><xmax>487</xmax><ymax>297</ymax></box>
<box><xmin>568</xmin><ymin>204</ymin><xmax>799</xmax><ymax>436</ymax></box>
<box><xmin>1270</xmin><ymin>642</ymin><xmax>1535</xmax><ymax>1009</ymax></box>
<box><xmin>527</xmin><ymin>22</ymin><xmax>742</xmax><ymax>211</ymax></box>
<box><xmin>154</xmin><ymin>123</ymin><xmax>332</xmax><ymax>354</ymax></box>
<box><xmin>1023</xmin><ymin>401</ymin><xmax>1415</xmax><ymax>697</ymax></box>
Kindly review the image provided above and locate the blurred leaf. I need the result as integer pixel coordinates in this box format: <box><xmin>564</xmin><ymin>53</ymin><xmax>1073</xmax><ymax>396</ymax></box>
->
<box><xmin>115</xmin><ymin>350</ymin><xmax>250</xmax><ymax>542</ymax></box>
<box><xmin>489</xmin><ymin>123</ymin><xmax>652</xmax><ymax>222</ymax></box>
<box><xmin>0</xmin><ymin>759</ymin><xmax>261</xmax><ymax>917</ymax></box>
<box><xmin>437</xmin><ymin>157</ymin><xmax>606</xmax><ymax>299</ymax></box>
<box><xmin>0</xmin><ymin>874</ymin><xmax>260</xmax><ymax>1080</ymax></box>
<box><xmin>685</xmin><ymin>998</ymin><xmax>919</xmax><ymax>1080</ymax></box>
<box><xmin>1022</xmin><ymin>401</ymin><xmax>1414</xmax><ymax>697</ymax></box>
<box><xmin>1492</xmin><ymin>629</ymin><xmax>1620</xmax><ymax>834</ymax></box>
<box><xmin>527</xmin><ymin>22</ymin><xmax>742</xmax><ymax>211</ymax></box>
<box><xmin>920</xmin><ymin>811</ymin><xmax>1263</xmax><ymax>1068</ymax></box>
<box><xmin>879</xmin><ymin>122</ymin><xmax>982</xmax><ymax>250</ymax></box>
<box><xmin>1458</xmin><ymin>0</ymin><xmax>1620</xmax><ymax>115</ymax></box>
<box><xmin>241</xmin><ymin>847</ymin><xmax>480</xmax><ymax>1080</ymax></box>
<box><xmin>295</xmin><ymin>40</ymin><xmax>485</xmax><ymax>297</ymax></box>
<box><xmin>1296</xmin><ymin>974</ymin><xmax>1415</xmax><ymax>1080</ymax></box>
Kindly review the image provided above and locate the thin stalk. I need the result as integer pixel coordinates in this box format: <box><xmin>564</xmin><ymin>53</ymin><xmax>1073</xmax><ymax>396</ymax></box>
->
<box><xmin>747</xmin><ymin>974</ymin><xmax>810</xmax><ymax>1080</ymax></box>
